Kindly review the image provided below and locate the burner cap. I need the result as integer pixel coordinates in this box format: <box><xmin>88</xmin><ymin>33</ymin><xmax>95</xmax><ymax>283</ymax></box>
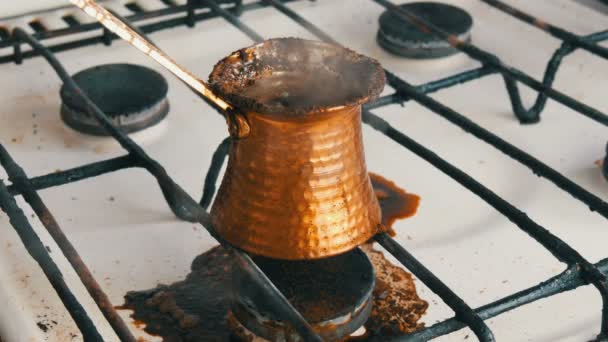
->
<box><xmin>60</xmin><ymin>63</ymin><xmax>169</xmax><ymax>136</ymax></box>
<box><xmin>232</xmin><ymin>248</ymin><xmax>374</xmax><ymax>340</ymax></box>
<box><xmin>377</xmin><ymin>2</ymin><xmax>473</xmax><ymax>59</ymax></box>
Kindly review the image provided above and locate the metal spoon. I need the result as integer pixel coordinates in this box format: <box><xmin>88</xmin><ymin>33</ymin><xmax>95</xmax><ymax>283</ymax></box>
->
<box><xmin>69</xmin><ymin>0</ymin><xmax>232</xmax><ymax>111</ymax></box>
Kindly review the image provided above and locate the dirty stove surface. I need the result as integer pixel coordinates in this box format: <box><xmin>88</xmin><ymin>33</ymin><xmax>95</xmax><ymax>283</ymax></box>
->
<box><xmin>1</xmin><ymin>0</ymin><xmax>608</xmax><ymax>341</ymax></box>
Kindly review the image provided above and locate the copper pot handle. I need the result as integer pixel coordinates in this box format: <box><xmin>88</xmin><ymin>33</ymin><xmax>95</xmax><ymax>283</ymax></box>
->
<box><xmin>69</xmin><ymin>0</ymin><xmax>252</xmax><ymax>139</ymax></box>
<box><xmin>69</xmin><ymin>1</ymin><xmax>249</xmax><ymax>133</ymax></box>
<box><xmin>225</xmin><ymin>110</ymin><xmax>251</xmax><ymax>139</ymax></box>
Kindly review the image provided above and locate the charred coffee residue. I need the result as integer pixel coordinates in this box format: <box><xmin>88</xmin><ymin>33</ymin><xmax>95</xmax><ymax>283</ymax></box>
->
<box><xmin>359</xmin><ymin>244</ymin><xmax>428</xmax><ymax>339</ymax></box>
<box><xmin>120</xmin><ymin>175</ymin><xmax>426</xmax><ymax>341</ymax></box>
<box><xmin>37</xmin><ymin>322</ymin><xmax>50</xmax><ymax>333</ymax></box>
<box><xmin>36</xmin><ymin>314</ymin><xmax>59</xmax><ymax>334</ymax></box>
<box><xmin>120</xmin><ymin>247</ymin><xmax>235</xmax><ymax>341</ymax></box>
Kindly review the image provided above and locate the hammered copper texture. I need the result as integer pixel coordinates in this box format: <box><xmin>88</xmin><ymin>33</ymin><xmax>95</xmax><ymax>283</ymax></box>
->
<box><xmin>210</xmin><ymin>106</ymin><xmax>382</xmax><ymax>259</ymax></box>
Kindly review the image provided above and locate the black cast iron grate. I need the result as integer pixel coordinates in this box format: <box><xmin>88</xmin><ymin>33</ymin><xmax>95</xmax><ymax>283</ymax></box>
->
<box><xmin>0</xmin><ymin>1</ymin><xmax>607</xmax><ymax>341</ymax></box>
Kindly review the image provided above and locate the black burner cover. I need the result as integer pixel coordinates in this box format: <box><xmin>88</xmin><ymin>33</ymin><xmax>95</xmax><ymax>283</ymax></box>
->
<box><xmin>377</xmin><ymin>2</ymin><xmax>473</xmax><ymax>59</ymax></box>
<box><xmin>60</xmin><ymin>63</ymin><xmax>169</xmax><ymax>135</ymax></box>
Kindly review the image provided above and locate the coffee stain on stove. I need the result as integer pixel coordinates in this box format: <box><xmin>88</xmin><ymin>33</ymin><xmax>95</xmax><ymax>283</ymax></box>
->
<box><xmin>118</xmin><ymin>247</ymin><xmax>233</xmax><ymax>341</ymax></box>
<box><xmin>63</xmin><ymin>134</ymin><xmax>77</xmax><ymax>149</ymax></box>
<box><xmin>119</xmin><ymin>175</ymin><xmax>426</xmax><ymax>341</ymax></box>
<box><xmin>357</xmin><ymin>244</ymin><xmax>427</xmax><ymax>339</ymax></box>
<box><xmin>369</xmin><ymin>172</ymin><xmax>420</xmax><ymax>237</ymax></box>
<box><xmin>93</xmin><ymin>144</ymin><xmax>109</xmax><ymax>155</ymax></box>
<box><xmin>36</xmin><ymin>314</ymin><xmax>58</xmax><ymax>334</ymax></box>
<box><xmin>10</xmin><ymin>134</ymin><xmax>24</xmax><ymax>144</ymax></box>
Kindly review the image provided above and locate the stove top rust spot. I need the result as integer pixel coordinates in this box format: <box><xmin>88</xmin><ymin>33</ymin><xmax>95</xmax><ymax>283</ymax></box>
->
<box><xmin>119</xmin><ymin>174</ymin><xmax>426</xmax><ymax>341</ymax></box>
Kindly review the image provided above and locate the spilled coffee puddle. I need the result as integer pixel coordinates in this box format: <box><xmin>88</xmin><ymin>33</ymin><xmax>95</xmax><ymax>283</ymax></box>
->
<box><xmin>120</xmin><ymin>175</ymin><xmax>427</xmax><ymax>341</ymax></box>
<box><xmin>119</xmin><ymin>247</ymin><xmax>234</xmax><ymax>341</ymax></box>
<box><xmin>369</xmin><ymin>172</ymin><xmax>420</xmax><ymax>236</ymax></box>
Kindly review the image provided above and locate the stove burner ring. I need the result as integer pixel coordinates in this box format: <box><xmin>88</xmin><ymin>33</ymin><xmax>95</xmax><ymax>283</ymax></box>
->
<box><xmin>60</xmin><ymin>63</ymin><xmax>169</xmax><ymax>136</ymax></box>
<box><xmin>377</xmin><ymin>1</ymin><xmax>473</xmax><ymax>59</ymax></box>
<box><xmin>232</xmin><ymin>248</ymin><xmax>375</xmax><ymax>341</ymax></box>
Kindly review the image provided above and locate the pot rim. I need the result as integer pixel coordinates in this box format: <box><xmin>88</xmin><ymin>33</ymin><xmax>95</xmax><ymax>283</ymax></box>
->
<box><xmin>208</xmin><ymin>37</ymin><xmax>385</xmax><ymax>118</ymax></box>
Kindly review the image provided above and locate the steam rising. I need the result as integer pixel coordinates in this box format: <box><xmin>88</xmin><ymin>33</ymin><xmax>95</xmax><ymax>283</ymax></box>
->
<box><xmin>209</xmin><ymin>38</ymin><xmax>385</xmax><ymax>115</ymax></box>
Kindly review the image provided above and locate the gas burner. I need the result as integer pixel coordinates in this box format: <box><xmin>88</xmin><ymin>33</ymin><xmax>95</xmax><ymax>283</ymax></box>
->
<box><xmin>232</xmin><ymin>248</ymin><xmax>374</xmax><ymax>341</ymax></box>
<box><xmin>60</xmin><ymin>63</ymin><xmax>169</xmax><ymax>136</ymax></box>
<box><xmin>377</xmin><ymin>2</ymin><xmax>473</xmax><ymax>59</ymax></box>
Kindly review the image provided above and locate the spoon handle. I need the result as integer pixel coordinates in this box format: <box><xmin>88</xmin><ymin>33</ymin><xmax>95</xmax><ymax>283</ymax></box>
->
<box><xmin>69</xmin><ymin>0</ymin><xmax>231</xmax><ymax>111</ymax></box>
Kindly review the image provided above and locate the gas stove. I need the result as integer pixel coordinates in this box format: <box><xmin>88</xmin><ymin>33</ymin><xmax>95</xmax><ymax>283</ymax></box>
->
<box><xmin>1</xmin><ymin>1</ymin><xmax>608</xmax><ymax>341</ymax></box>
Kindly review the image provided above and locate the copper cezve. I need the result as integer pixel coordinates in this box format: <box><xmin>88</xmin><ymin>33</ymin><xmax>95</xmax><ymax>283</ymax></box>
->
<box><xmin>208</xmin><ymin>38</ymin><xmax>386</xmax><ymax>260</ymax></box>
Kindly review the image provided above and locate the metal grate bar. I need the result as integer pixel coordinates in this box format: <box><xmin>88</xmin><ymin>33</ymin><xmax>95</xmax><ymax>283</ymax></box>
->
<box><xmin>261</xmin><ymin>0</ymin><xmax>337</xmax><ymax>43</ymax></box>
<box><xmin>513</xmin><ymin>30</ymin><xmax>608</xmax><ymax>124</ymax></box>
<box><xmin>0</xmin><ymin>0</ymin><xmax>298</xmax><ymax>64</ymax></box>
<box><xmin>197</xmin><ymin>2</ymin><xmax>608</xmax><ymax>339</ymax></box>
<box><xmin>125</xmin><ymin>2</ymin><xmax>145</xmax><ymax>13</ymax></box>
<box><xmin>271</xmin><ymin>0</ymin><xmax>607</xmax><ymax>127</ymax></box>
<box><xmin>257</xmin><ymin>1</ymin><xmax>608</xmax><ymax>224</ymax></box>
<box><xmin>403</xmin><ymin>257</ymin><xmax>608</xmax><ymax>341</ymax></box>
<box><xmin>199</xmin><ymin>105</ymin><xmax>608</xmax><ymax>341</ymax></box>
<box><xmin>365</xmin><ymin>93</ymin><xmax>402</xmax><ymax>110</ymax></box>
<box><xmin>261</xmin><ymin>0</ymin><xmax>497</xmax><ymax>101</ymax></box>
<box><xmin>266</xmin><ymin>0</ymin><xmax>608</xmax><ymax>238</ymax></box>
<box><xmin>412</xmin><ymin>66</ymin><xmax>496</xmax><ymax>95</ymax></box>
<box><xmin>201</xmin><ymin>6</ymin><xmax>496</xmax><ymax>341</ymax></box>
<box><xmin>61</xmin><ymin>14</ymin><xmax>81</xmax><ymax>27</ymax></box>
<box><xmin>2</xmin><ymin>10</ymin><xmax>217</xmax><ymax>64</ymax></box>
<box><xmin>0</xmin><ymin>145</ymin><xmax>137</xmax><ymax>342</ymax></box>
<box><xmin>197</xmin><ymin>1</ymin><xmax>608</xmax><ymax>339</ymax></box>
<box><xmin>262</xmin><ymin>0</ymin><xmax>608</xmax><ymax>250</ymax></box>
<box><xmin>385</xmin><ymin>73</ymin><xmax>608</xmax><ymax>219</ymax></box>
<box><xmin>0</xmin><ymin>180</ymin><xmax>103</xmax><ymax>341</ymax></box>
<box><xmin>374</xmin><ymin>233</ymin><xmax>496</xmax><ymax>341</ymax></box>
<box><xmin>160</xmin><ymin>0</ymin><xmax>178</xmax><ymax>6</ymax></box>
<box><xmin>201</xmin><ymin>0</ymin><xmax>264</xmax><ymax>42</ymax></box>
<box><xmin>101</xmin><ymin>7</ymin><xmax>229</xmax><ymax>117</ymax></box>
<box><xmin>479</xmin><ymin>0</ymin><xmax>608</xmax><ymax>59</ymax></box>
<box><xmin>9</xmin><ymin>26</ymin><xmax>322</xmax><ymax>342</ymax></box>
<box><xmin>28</xmin><ymin>20</ymin><xmax>47</xmax><ymax>33</ymax></box>
<box><xmin>7</xmin><ymin>155</ymin><xmax>137</xmax><ymax>196</ymax></box>
<box><xmin>200</xmin><ymin>137</ymin><xmax>231</xmax><ymax>209</ymax></box>
<box><xmin>1</xmin><ymin>4</ymin><xmax>199</xmax><ymax>47</ymax></box>
<box><xmin>199</xmin><ymin>130</ymin><xmax>496</xmax><ymax>341</ymax></box>
<box><xmin>263</xmin><ymin>0</ymin><xmax>608</xmax><ymax>224</ymax></box>
<box><xmin>0</xmin><ymin>0</ymin><xmax>242</xmax><ymax>48</ymax></box>
<box><xmin>365</xmin><ymin>66</ymin><xmax>497</xmax><ymax>110</ymax></box>
<box><xmin>1</xmin><ymin>1</ymin><xmax>606</xmax><ymax>341</ymax></box>
<box><xmin>0</xmin><ymin>26</ymin><xmax>9</xmax><ymax>42</ymax></box>
<box><xmin>362</xmin><ymin>109</ymin><xmax>608</xmax><ymax>339</ymax></box>
<box><xmin>372</xmin><ymin>0</ymin><xmax>608</xmax><ymax>126</ymax></box>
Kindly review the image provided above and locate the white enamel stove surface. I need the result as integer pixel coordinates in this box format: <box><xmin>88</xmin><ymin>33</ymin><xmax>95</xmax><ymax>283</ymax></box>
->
<box><xmin>1</xmin><ymin>0</ymin><xmax>607</xmax><ymax>341</ymax></box>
